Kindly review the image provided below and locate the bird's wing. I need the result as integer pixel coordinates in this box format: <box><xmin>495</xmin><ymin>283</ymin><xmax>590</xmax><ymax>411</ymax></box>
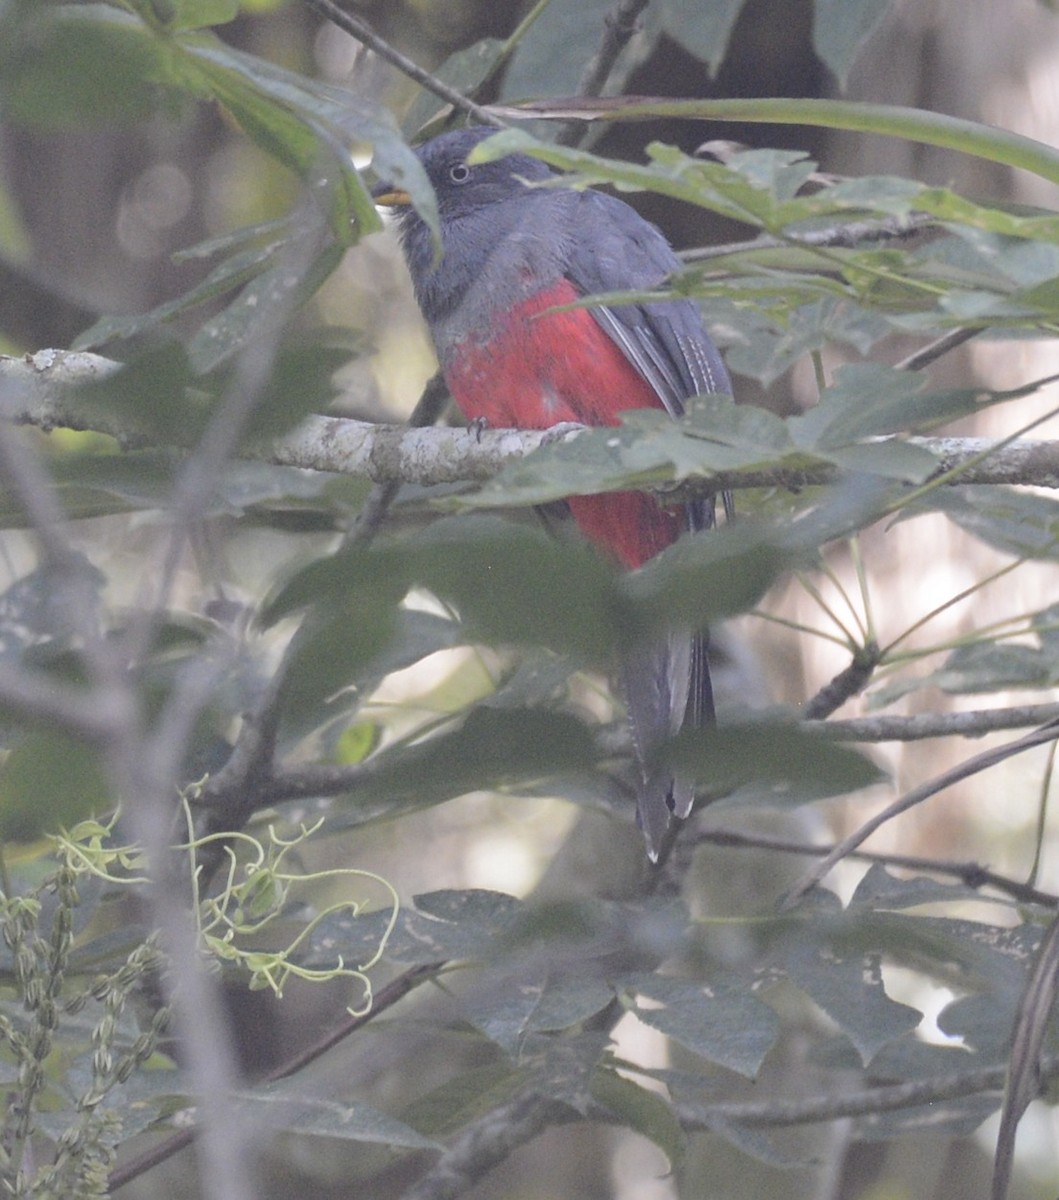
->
<box><xmin>564</xmin><ymin>191</ymin><xmax>732</xmax><ymax>420</ymax></box>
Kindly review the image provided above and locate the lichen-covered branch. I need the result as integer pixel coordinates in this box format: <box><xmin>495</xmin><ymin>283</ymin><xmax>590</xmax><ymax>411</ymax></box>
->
<box><xmin>6</xmin><ymin>349</ymin><xmax>1059</xmax><ymax>491</ymax></box>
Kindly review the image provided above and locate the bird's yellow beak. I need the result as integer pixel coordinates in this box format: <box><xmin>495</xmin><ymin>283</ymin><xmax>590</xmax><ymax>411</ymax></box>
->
<box><xmin>372</xmin><ymin>187</ymin><xmax>412</xmax><ymax>207</ymax></box>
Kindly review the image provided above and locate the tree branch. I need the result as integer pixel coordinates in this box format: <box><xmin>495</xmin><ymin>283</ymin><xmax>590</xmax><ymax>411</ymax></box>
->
<box><xmin>807</xmin><ymin>702</ymin><xmax>1059</xmax><ymax>742</ymax></box>
<box><xmin>7</xmin><ymin>350</ymin><xmax>1059</xmax><ymax>492</ymax></box>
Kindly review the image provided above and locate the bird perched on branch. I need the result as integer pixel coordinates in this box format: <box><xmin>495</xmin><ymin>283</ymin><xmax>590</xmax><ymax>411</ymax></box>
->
<box><xmin>374</xmin><ymin>126</ymin><xmax>733</xmax><ymax>860</ymax></box>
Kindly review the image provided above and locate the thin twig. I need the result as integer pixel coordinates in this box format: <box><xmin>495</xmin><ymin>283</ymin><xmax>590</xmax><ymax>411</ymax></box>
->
<box><xmin>784</xmin><ymin>720</ymin><xmax>1059</xmax><ymax>907</ymax></box>
<box><xmin>896</xmin><ymin>326</ymin><xmax>983</xmax><ymax>372</ymax></box>
<box><xmin>304</xmin><ymin>0</ymin><xmax>503</xmax><ymax>128</ymax></box>
<box><xmin>694</xmin><ymin>827</ymin><xmax>1059</xmax><ymax>907</ymax></box>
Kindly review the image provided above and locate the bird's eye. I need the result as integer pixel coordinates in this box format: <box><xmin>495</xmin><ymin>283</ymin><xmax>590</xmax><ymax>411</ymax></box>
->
<box><xmin>449</xmin><ymin>163</ymin><xmax>471</xmax><ymax>184</ymax></box>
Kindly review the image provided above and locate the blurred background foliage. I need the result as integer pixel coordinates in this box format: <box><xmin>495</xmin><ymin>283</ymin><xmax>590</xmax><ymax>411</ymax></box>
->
<box><xmin>3</xmin><ymin>1</ymin><xmax>1059</xmax><ymax>1198</ymax></box>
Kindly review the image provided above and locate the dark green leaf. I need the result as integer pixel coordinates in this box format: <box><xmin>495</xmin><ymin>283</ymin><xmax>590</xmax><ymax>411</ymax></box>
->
<box><xmin>812</xmin><ymin>0</ymin><xmax>891</xmax><ymax>85</ymax></box>
<box><xmin>173</xmin><ymin>40</ymin><xmax>379</xmax><ymax>242</ymax></box>
<box><xmin>618</xmin><ymin>972</ymin><xmax>779</xmax><ymax>1077</ymax></box>
<box><xmin>0</xmin><ymin>5</ymin><xmax>183</xmax><ymax>130</ymax></box>
<box><xmin>660</xmin><ymin>0</ymin><xmax>750</xmax><ymax>72</ymax></box>
<box><xmin>923</xmin><ymin>487</ymin><xmax>1059</xmax><ymax>560</ymax></box>
<box><xmin>188</xmin><ymin>237</ymin><xmax>345</xmax><ymax>374</ymax></box>
<box><xmin>277</xmin><ymin>584</ymin><xmax>405</xmax><ymax>732</ymax></box>
<box><xmin>400</xmin><ymin>1062</ymin><xmax>531</xmax><ymax>1138</ymax></box>
<box><xmin>591</xmin><ymin>1065</ymin><xmax>686</xmax><ymax>1172</ymax></box>
<box><xmin>235</xmin><ymin>1081</ymin><xmax>440</xmax><ymax>1149</ymax></box>
<box><xmin>825</xmin><ymin>439</ymin><xmax>938</xmax><ymax>481</ymax></box>
<box><xmin>779</xmin><ymin>918</ymin><xmax>921</xmax><ymax>1063</ymax></box>
<box><xmin>73</xmin><ymin>342</ymin><xmax>207</xmax><ymax>444</ymax></box>
<box><xmin>674</xmin><ymin>721</ymin><xmax>885</xmax><ymax>809</ymax></box>
<box><xmin>502</xmin><ymin>0</ymin><xmax>650</xmax><ymax>100</ymax></box>
<box><xmin>75</xmin><ymin>229</ymin><xmax>293</xmax><ymax>352</ymax></box>
<box><xmin>468</xmin><ymin>970</ymin><xmax>615</xmax><ymax>1055</ymax></box>
<box><xmin>296</xmin><ymin>889</ymin><xmax>522</xmax><ymax>970</ymax></box>
<box><xmin>349</xmin><ymin>708</ymin><xmax>600</xmax><ymax>819</ymax></box>
<box><xmin>406</xmin><ymin>37</ymin><xmax>508</xmax><ymax>134</ymax></box>
<box><xmin>791</xmin><ymin>364</ymin><xmax>947</xmax><ymax>447</ymax></box>
<box><xmin>0</xmin><ymin>732</ymin><xmax>112</xmax><ymax>843</ymax></box>
<box><xmin>237</xmin><ymin>329</ymin><xmax>362</xmax><ymax>442</ymax></box>
<box><xmin>849</xmin><ymin>863</ymin><xmax>1018</xmax><ymax>912</ymax></box>
<box><xmin>622</xmin><ymin>520</ymin><xmax>798</xmax><ymax>633</ymax></box>
<box><xmin>935</xmin><ymin>642</ymin><xmax>1051</xmax><ymax>693</ymax></box>
<box><xmin>265</xmin><ymin>515</ymin><xmax>627</xmax><ymax>663</ymax></box>
<box><xmin>457</xmin><ymin>396</ymin><xmax>795</xmax><ymax>510</ymax></box>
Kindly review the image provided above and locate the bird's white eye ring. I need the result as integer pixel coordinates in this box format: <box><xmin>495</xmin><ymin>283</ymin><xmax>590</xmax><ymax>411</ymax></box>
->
<box><xmin>449</xmin><ymin>163</ymin><xmax>471</xmax><ymax>183</ymax></box>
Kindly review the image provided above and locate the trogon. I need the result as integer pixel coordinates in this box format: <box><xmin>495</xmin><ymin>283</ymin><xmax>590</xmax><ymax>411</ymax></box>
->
<box><xmin>374</xmin><ymin>126</ymin><xmax>733</xmax><ymax>860</ymax></box>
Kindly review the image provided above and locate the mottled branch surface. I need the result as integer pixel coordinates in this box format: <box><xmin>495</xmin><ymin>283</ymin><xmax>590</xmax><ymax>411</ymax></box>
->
<box><xmin>5</xmin><ymin>349</ymin><xmax>1059</xmax><ymax>491</ymax></box>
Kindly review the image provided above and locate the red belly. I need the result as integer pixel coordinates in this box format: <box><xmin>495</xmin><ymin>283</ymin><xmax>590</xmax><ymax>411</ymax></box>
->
<box><xmin>445</xmin><ymin>280</ymin><xmax>681</xmax><ymax>569</ymax></box>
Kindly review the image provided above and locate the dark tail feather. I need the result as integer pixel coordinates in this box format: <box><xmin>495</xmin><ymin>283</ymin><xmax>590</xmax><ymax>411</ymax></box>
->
<box><xmin>622</xmin><ymin>630</ymin><xmax>714</xmax><ymax>860</ymax></box>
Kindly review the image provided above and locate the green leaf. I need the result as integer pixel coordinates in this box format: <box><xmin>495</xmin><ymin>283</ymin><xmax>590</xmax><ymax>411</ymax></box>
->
<box><xmin>468</xmin><ymin>970</ymin><xmax>615</xmax><ymax>1055</ymax></box>
<box><xmin>670</xmin><ymin>721</ymin><xmax>886</xmax><ymax>808</ymax></box>
<box><xmin>276</xmin><ymin>585</ymin><xmax>405</xmax><ymax>731</ymax></box>
<box><xmin>235</xmin><ymin>1082</ymin><xmax>440</xmax><ymax>1149</ymax></box>
<box><xmin>791</xmin><ymin>364</ymin><xmax>948</xmax><ymax>447</ymax></box>
<box><xmin>265</xmin><ymin>515</ymin><xmax>627</xmax><ymax>664</ymax></box>
<box><xmin>333</xmin><ymin>722</ymin><xmax>377</xmax><ymax>765</ymax></box>
<box><xmin>661</xmin><ymin>0</ymin><xmax>748</xmax><ymax>71</ymax></box>
<box><xmin>492</xmin><ymin>97</ymin><xmax>1059</xmax><ymax>189</ymax></box>
<box><xmin>933</xmin><ymin>642</ymin><xmax>1051</xmax><ymax>694</ymax></box>
<box><xmin>163</xmin><ymin>0</ymin><xmax>238</xmax><ymax>31</ymax></box>
<box><xmin>296</xmin><ymin>888</ymin><xmax>524</xmax><ymax>971</ymax></box>
<box><xmin>849</xmin><ymin>863</ymin><xmax>1018</xmax><ymax>912</ymax></box>
<box><xmin>73</xmin><ymin>342</ymin><xmax>207</xmax><ymax>444</ymax></box>
<box><xmin>625</xmin><ymin>514</ymin><xmax>805</xmax><ymax>637</ymax></box>
<box><xmin>459</xmin><ymin>397</ymin><xmax>800</xmax><ymax>511</ymax></box>
<box><xmin>921</xmin><ymin>487</ymin><xmax>1059</xmax><ymax>560</ymax></box>
<box><xmin>75</xmin><ymin>226</ymin><xmax>295</xmax><ymax>352</ymax></box>
<box><xmin>591</xmin><ymin>1065</ymin><xmax>686</xmax><ymax>1172</ymax></box>
<box><xmin>0</xmin><ymin>5</ymin><xmax>184</xmax><ymax>130</ymax></box>
<box><xmin>407</xmin><ymin>37</ymin><xmax>508</xmax><ymax>134</ymax></box>
<box><xmin>812</xmin><ymin>0</ymin><xmax>891</xmax><ymax>86</ymax></box>
<box><xmin>400</xmin><ymin>1062</ymin><xmax>531</xmax><ymax>1139</ymax></box>
<box><xmin>825</xmin><ymin>440</ymin><xmax>939</xmax><ymax>482</ymax></box>
<box><xmin>502</xmin><ymin>0</ymin><xmax>650</xmax><ymax>100</ymax></box>
<box><xmin>236</xmin><ymin>328</ymin><xmax>362</xmax><ymax>442</ymax></box>
<box><xmin>173</xmin><ymin>38</ymin><xmax>382</xmax><ymax>242</ymax></box>
<box><xmin>348</xmin><ymin>708</ymin><xmax>600</xmax><ymax>820</ymax></box>
<box><xmin>0</xmin><ymin>732</ymin><xmax>111</xmax><ymax>843</ymax></box>
<box><xmin>297</xmin><ymin>612</ymin><xmax>459</xmax><ymax>750</ymax></box>
<box><xmin>780</xmin><ymin>916</ymin><xmax>922</xmax><ymax>1063</ymax></box>
<box><xmin>188</xmin><ymin>235</ymin><xmax>345</xmax><ymax>374</ymax></box>
<box><xmin>619</xmin><ymin>972</ymin><xmax>779</xmax><ymax>1077</ymax></box>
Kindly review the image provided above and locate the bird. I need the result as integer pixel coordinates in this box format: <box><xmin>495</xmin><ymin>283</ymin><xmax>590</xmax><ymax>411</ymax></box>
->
<box><xmin>374</xmin><ymin>126</ymin><xmax>733</xmax><ymax>860</ymax></box>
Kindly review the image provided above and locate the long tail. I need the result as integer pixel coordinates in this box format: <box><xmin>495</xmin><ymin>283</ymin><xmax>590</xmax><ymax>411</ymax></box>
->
<box><xmin>623</xmin><ymin>629</ymin><xmax>714</xmax><ymax>861</ymax></box>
